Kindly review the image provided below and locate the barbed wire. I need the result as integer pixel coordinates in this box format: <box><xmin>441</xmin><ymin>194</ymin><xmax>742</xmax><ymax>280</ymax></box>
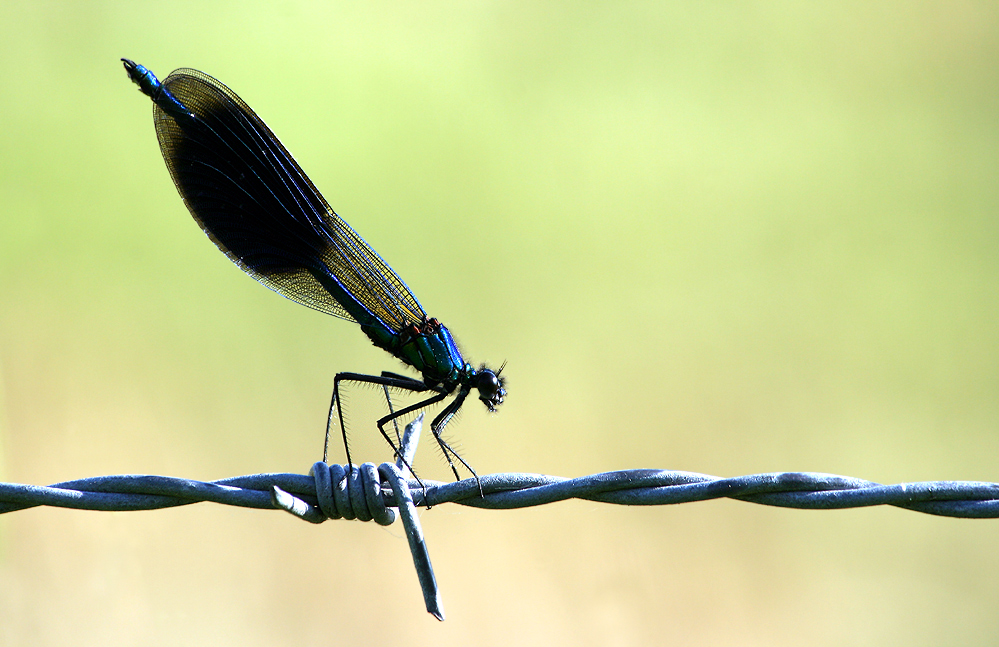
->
<box><xmin>3</xmin><ymin>464</ymin><xmax>997</xmax><ymax>517</ymax></box>
<box><xmin>2</xmin><ymin>416</ymin><xmax>996</xmax><ymax>620</ymax></box>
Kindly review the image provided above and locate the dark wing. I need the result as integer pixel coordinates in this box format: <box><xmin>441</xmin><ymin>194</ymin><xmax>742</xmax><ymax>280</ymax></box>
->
<box><xmin>151</xmin><ymin>68</ymin><xmax>425</xmax><ymax>331</ymax></box>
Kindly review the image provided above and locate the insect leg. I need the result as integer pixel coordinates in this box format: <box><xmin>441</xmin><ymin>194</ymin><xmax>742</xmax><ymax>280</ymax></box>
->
<box><xmin>325</xmin><ymin>372</ymin><xmax>431</xmax><ymax>468</ymax></box>
<box><xmin>427</xmin><ymin>388</ymin><xmax>483</xmax><ymax>495</ymax></box>
<box><xmin>374</xmin><ymin>390</ymin><xmax>449</xmax><ymax>494</ymax></box>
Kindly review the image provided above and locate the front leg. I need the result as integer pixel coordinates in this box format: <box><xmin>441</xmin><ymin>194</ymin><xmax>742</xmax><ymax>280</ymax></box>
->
<box><xmin>428</xmin><ymin>388</ymin><xmax>484</xmax><ymax>496</ymax></box>
<box><xmin>375</xmin><ymin>389</ymin><xmax>449</xmax><ymax>488</ymax></box>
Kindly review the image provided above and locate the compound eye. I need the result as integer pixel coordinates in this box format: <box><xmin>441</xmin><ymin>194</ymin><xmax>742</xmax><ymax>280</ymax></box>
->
<box><xmin>475</xmin><ymin>370</ymin><xmax>505</xmax><ymax>411</ymax></box>
<box><xmin>476</xmin><ymin>371</ymin><xmax>500</xmax><ymax>398</ymax></box>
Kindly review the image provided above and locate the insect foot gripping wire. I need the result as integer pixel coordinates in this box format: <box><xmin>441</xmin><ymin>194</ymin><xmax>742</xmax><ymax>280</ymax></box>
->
<box><xmin>271</xmin><ymin>416</ymin><xmax>445</xmax><ymax>620</ymax></box>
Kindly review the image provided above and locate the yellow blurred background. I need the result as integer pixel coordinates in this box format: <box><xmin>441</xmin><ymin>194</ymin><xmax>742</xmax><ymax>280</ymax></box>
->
<box><xmin>1</xmin><ymin>1</ymin><xmax>997</xmax><ymax>644</ymax></box>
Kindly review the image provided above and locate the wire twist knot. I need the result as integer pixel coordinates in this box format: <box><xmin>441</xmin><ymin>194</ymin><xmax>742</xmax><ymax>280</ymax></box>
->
<box><xmin>308</xmin><ymin>462</ymin><xmax>397</xmax><ymax>525</ymax></box>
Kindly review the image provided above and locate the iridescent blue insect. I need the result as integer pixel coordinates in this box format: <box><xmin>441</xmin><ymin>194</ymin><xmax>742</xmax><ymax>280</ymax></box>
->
<box><xmin>122</xmin><ymin>59</ymin><xmax>505</xmax><ymax>489</ymax></box>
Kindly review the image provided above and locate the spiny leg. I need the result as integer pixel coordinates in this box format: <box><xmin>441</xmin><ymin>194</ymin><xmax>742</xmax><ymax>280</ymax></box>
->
<box><xmin>380</xmin><ymin>371</ymin><xmax>430</xmax><ymax>463</ymax></box>
<box><xmin>325</xmin><ymin>372</ymin><xmax>431</xmax><ymax>470</ymax></box>
<box><xmin>382</xmin><ymin>384</ymin><xmax>402</xmax><ymax>448</ymax></box>
<box><xmin>375</xmin><ymin>389</ymin><xmax>450</xmax><ymax>498</ymax></box>
<box><xmin>428</xmin><ymin>388</ymin><xmax>484</xmax><ymax>496</ymax></box>
<box><xmin>382</xmin><ymin>370</ymin><xmax>418</xmax><ymax>381</ymax></box>
<box><xmin>375</xmin><ymin>370</ymin><xmax>432</xmax><ymax>459</ymax></box>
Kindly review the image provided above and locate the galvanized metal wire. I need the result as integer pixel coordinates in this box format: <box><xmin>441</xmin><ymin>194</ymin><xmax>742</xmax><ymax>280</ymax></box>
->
<box><xmin>7</xmin><ymin>463</ymin><xmax>997</xmax><ymax>516</ymax></box>
<box><xmin>4</xmin><ymin>463</ymin><xmax>995</xmax><ymax>517</ymax></box>
<box><xmin>2</xmin><ymin>416</ymin><xmax>996</xmax><ymax>619</ymax></box>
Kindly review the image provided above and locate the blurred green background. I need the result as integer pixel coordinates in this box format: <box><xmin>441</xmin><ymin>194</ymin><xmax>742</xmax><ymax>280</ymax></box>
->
<box><xmin>1</xmin><ymin>1</ymin><xmax>998</xmax><ymax>644</ymax></box>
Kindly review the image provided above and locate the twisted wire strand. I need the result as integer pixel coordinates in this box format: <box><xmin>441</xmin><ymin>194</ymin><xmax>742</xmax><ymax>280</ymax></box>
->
<box><xmin>2</xmin><ymin>468</ymin><xmax>997</xmax><ymax>518</ymax></box>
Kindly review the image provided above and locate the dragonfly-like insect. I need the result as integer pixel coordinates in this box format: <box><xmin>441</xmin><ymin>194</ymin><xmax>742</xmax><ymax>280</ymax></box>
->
<box><xmin>122</xmin><ymin>59</ymin><xmax>505</xmax><ymax>491</ymax></box>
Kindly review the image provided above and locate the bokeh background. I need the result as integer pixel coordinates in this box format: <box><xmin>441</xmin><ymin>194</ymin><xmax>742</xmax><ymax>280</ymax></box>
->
<box><xmin>1</xmin><ymin>2</ymin><xmax>998</xmax><ymax>645</ymax></box>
